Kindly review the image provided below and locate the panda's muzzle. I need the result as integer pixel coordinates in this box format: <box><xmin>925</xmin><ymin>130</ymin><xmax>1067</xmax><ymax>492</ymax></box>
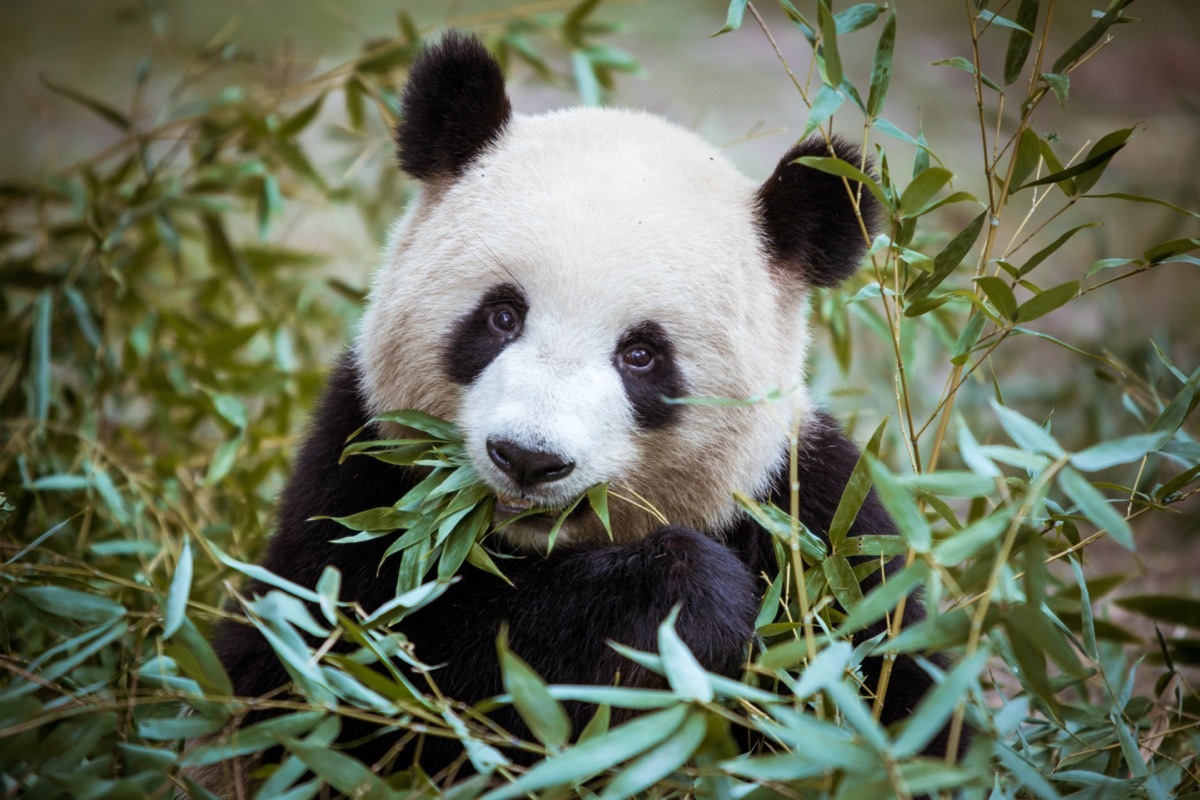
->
<box><xmin>486</xmin><ymin>437</ymin><xmax>576</xmax><ymax>491</ymax></box>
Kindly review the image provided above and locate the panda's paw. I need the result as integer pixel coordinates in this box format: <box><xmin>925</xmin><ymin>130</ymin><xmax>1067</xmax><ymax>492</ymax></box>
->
<box><xmin>634</xmin><ymin>526</ymin><xmax>759</xmax><ymax>671</ymax></box>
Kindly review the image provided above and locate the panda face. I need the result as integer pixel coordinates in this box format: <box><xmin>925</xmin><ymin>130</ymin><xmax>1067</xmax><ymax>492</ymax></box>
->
<box><xmin>355</xmin><ymin>34</ymin><xmax>878</xmax><ymax>551</ymax></box>
<box><xmin>359</xmin><ymin>109</ymin><xmax>809</xmax><ymax>549</ymax></box>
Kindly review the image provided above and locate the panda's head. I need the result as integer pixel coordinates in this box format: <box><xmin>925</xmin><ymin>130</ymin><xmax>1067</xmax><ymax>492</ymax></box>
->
<box><xmin>356</xmin><ymin>32</ymin><xmax>879</xmax><ymax>551</ymax></box>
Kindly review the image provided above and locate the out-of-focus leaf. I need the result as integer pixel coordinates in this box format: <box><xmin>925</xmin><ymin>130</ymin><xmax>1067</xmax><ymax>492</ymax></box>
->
<box><xmin>1003</xmin><ymin>0</ymin><xmax>1039</xmax><ymax>84</ymax></box>
<box><xmin>894</xmin><ymin>647</ymin><xmax>990</xmax><ymax>757</ymax></box>
<box><xmin>31</xmin><ymin>291</ymin><xmax>53</xmax><ymax>424</ymax></box>
<box><xmin>1114</xmin><ymin>596</ymin><xmax>1200</xmax><ymax>630</ymax></box>
<box><xmin>40</xmin><ymin>75</ymin><xmax>130</xmax><ymax>130</ymax></box>
<box><xmin>834</xmin><ymin>3</ymin><xmax>883</xmax><ymax>34</ymax></box>
<box><xmin>482</xmin><ymin>704</ymin><xmax>690</xmax><ymax>800</ymax></box>
<box><xmin>1052</xmin><ymin>0</ymin><xmax>1135</xmax><ymax>73</ymax></box>
<box><xmin>1058</xmin><ymin>466</ymin><xmax>1134</xmax><ymax>551</ymax></box>
<box><xmin>658</xmin><ymin>606</ymin><xmax>714</xmax><ymax>702</ymax></box>
<box><xmin>801</xmin><ymin>83</ymin><xmax>845</xmax><ymax>139</ymax></box>
<box><xmin>163</xmin><ymin>537</ymin><xmax>193</xmax><ymax>639</ymax></box>
<box><xmin>1071</xmin><ymin>432</ymin><xmax>1169</xmax><ymax>472</ymax></box>
<box><xmin>499</xmin><ymin>630</ymin><xmax>571</xmax><ymax>749</ymax></box>
<box><xmin>17</xmin><ymin>585</ymin><xmax>124</xmax><ymax>623</ymax></box>
<box><xmin>932</xmin><ymin>56</ymin><xmax>1001</xmax><ymax>91</ymax></box>
<box><xmin>933</xmin><ymin>510</ymin><xmax>1011</xmax><ymax>565</ymax></box>
<box><xmin>867</xmin><ymin>458</ymin><xmax>930</xmax><ymax>552</ymax></box>
<box><xmin>712</xmin><ymin>0</ymin><xmax>749</xmax><ymax>36</ymax></box>
<box><xmin>828</xmin><ymin>417</ymin><xmax>888</xmax><ymax>547</ymax></box>
<box><xmin>992</xmin><ymin>400</ymin><xmax>1065</xmax><ymax>457</ymax></box>
<box><xmin>598</xmin><ymin>710</ymin><xmax>707</xmax><ymax>800</ymax></box>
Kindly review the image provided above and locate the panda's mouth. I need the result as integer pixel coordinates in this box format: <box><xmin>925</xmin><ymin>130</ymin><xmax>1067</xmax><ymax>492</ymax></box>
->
<box><xmin>493</xmin><ymin>493</ymin><xmax>554</xmax><ymax>523</ymax></box>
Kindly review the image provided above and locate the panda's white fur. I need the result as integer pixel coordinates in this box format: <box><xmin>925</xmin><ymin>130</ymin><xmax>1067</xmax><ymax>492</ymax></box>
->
<box><xmin>357</xmin><ymin>108</ymin><xmax>812</xmax><ymax>551</ymax></box>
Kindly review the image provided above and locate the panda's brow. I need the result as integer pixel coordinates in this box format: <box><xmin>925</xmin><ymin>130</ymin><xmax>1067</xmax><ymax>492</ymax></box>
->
<box><xmin>454</xmin><ymin>217</ymin><xmax>528</xmax><ymax>296</ymax></box>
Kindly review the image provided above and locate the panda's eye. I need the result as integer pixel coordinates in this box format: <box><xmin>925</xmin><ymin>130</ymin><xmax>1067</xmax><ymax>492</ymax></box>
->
<box><xmin>487</xmin><ymin>304</ymin><xmax>521</xmax><ymax>337</ymax></box>
<box><xmin>621</xmin><ymin>345</ymin><xmax>655</xmax><ymax>373</ymax></box>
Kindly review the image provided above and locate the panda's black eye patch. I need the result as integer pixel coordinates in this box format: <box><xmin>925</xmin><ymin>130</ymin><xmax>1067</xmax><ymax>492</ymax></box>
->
<box><xmin>444</xmin><ymin>284</ymin><xmax>527</xmax><ymax>385</ymax></box>
<box><xmin>615</xmin><ymin>322</ymin><xmax>685</xmax><ymax>430</ymax></box>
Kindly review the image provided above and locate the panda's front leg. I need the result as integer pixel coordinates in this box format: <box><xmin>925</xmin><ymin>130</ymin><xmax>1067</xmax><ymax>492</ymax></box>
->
<box><xmin>497</xmin><ymin>525</ymin><xmax>760</xmax><ymax>689</ymax></box>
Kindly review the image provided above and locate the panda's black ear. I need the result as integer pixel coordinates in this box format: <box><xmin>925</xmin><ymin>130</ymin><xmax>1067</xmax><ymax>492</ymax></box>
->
<box><xmin>396</xmin><ymin>31</ymin><xmax>512</xmax><ymax>181</ymax></box>
<box><xmin>756</xmin><ymin>135</ymin><xmax>882</xmax><ymax>287</ymax></box>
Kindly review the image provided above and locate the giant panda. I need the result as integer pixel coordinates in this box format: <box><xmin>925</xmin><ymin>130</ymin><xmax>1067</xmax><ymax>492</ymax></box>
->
<box><xmin>210</xmin><ymin>31</ymin><xmax>944</xmax><ymax>788</ymax></box>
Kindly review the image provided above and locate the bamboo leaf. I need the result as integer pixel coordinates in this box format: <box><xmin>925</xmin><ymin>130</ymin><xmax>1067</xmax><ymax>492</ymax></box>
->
<box><xmin>162</xmin><ymin>537</ymin><xmax>193</xmax><ymax>639</ymax></box>
<box><xmin>1003</xmin><ymin>0</ymin><xmax>1040</xmax><ymax>84</ymax></box>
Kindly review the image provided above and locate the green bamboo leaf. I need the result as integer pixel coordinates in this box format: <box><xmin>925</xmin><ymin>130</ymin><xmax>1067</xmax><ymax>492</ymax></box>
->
<box><xmin>1014</xmin><ymin>280</ymin><xmax>1079</xmax><ymax>322</ymax></box>
<box><xmin>837</xmin><ymin>562</ymin><xmax>929</xmax><ymax>637</ymax></box>
<box><xmin>40</xmin><ymin>75</ymin><xmax>130</xmax><ymax>130</ymax></box>
<box><xmin>933</xmin><ymin>510</ymin><xmax>1011</xmax><ymax>566</ymax></box>
<box><xmin>163</xmin><ymin>537</ymin><xmax>193</xmax><ymax>639</ymax></box>
<box><xmin>499</xmin><ymin>630</ymin><xmax>571</xmax><ymax>749</ymax></box>
<box><xmin>894</xmin><ymin>647</ymin><xmax>991</xmax><ymax>757</ymax></box>
<box><xmin>204</xmin><ymin>434</ymin><xmax>242</xmax><ymax>486</ymax></box>
<box><xmin>931</xmin><ymin>57</ymin><xmax>1001</xmax><ymax>92</ymax></box>
<box><xmin>794</xmin><ymin>155</ymin><xmax>890</xmax><ymax>210</ymax></box>
<box><xmin>978</xmin><ymin>10</ymin><xmax>1031</xmax><ymax>34</ymax></box>
<box><xmin>867</xmin><ymin>458</ymin><xmax>930</xmax><ymax>552</ymax></box>
<box><xmin>279</xmin><ymin>736</ymin><xmax>389</xmax><ymax>800</ymax></box>
<box><xmin>17</xmin><ymin>585</ymin><xmax>124</xmax><ymax>623</ymax></box>
<box><xmin>587</xmin><ymin>482</ymin><xmax>613</xmax><ymax>538</ymax></box>
<box><xmin>1070</xmin><ymin>432</ymin><xmax>1169</xmax><ymax>472</ymax></box>
<box><xmin>366</xmin><ymin>409</ymin><xmax>459</xmax><ymax>441</ymax></box>
<box><xmin>1150</xmin><ymin>368</ymin><xmax>1200</xmax><ymax>436</ymax></box>
<box><xmin>279</xmin><ymin>94</ymin><xmax>324</xmax><ymax>138</ymax></box>
<box><xmin>734</xmin><ymin>492</ymin><xmax>827</xmax><ymax>563</ymax></box>
<box><xmin>1144</xmin><ymin>237</ymin><xmax>1200</xmax><ymax>264</ymax></box>
<box><xmin>712</xmin><ymin>0</ymin><xmax>749</xmax><ymax>35</ymax></box>
<box><xmin>801</xmin><ymin>83</ymin><xmax>845</xmax><ymax>139</ymax></box>
<box><xmin>828</xmin><ymin>417</ymin><xmax>888</xmax><ymax>548</ymax></box>
<box><xmin>1040</xmin><ymin>72</ymin><xmax>1069</xmax><ymax>108</ymax></box>
<box><xmin>1009</xmin><ymin>128</ymin><xmax>1042</xmax><ymax>191</ymax></box>
<box><xmin>822</xmin><ymin>555</ymin><xmax>865</xmax><ymax>611</ymax></box>
<box><xmin>898</xmin><ymin>470</ymin><xmax>997</xmax><ymax>498</ymax></box>
<box><xmin>1058</xmin><ymin>466</ymin><xmax>1134</xmax><ymax>551</ymax></box>
<box><xmin>899</xmin><ymin>166</ymin><xmax>953</xmax><ymax>219</ymax></box>
<box><xmin>1017</xmin><ymin>130</ymin><xmax>1131</xmax><ymax>192</ymax></box>
<box><xmin>833</xmin><ymin>3</ymin><xmax>884</xmax><ymax>34</ymax></box>
<box><xmin>907</xmin><ymin>211</ymin><xmax>987</xmax><ymax>301</ymax></box>
<box><xmin>1052</xmin><ymin>0</ymin><xmax>1135</xmax><ymax>73</ymax></box>
<box><xmin>991</xmin><ymin>399</ymin><xmax>1065</xmax><ymax>457</ymax></box>
<box><xmin>817</xmin><ymin>0</ymin><xmax>843</xmax><ymax>87</ymax></box>
<box><xmin>546</xmin><ymin>685</ymin><xmax>677</xmax><ymax>709</ymax></box>
<box><xmin>1018</xmin><ymin>224</ymin><xmax>1100</xmax><ymax>276</ymax></box>
<box><xmin>1003</xmin><ymin>0</ymin><xmax>1039</xmax><ymax>84</ymax></box>
<box><xmin>658</xmin><ymin>606</ymin><xmax>714</xmax><ymax>702</ymax></box>
<box><xmin>180</xmin><ymin>713</ymin><xmax>326</xmax><ymax>767</ymax></box>
<box><xmin>598</xmin><ymin>710</ymin><xmax>706</xmax><ymax>800</ymax></box>
<box><xmin>1084</xmin><ymin>192</ymin><xmax>1200</xmax><ymax>219</ymax></box>
<box><xmin>974</xmin><ymin>276</ymin><xmax>1018</xmax><ymax>320</ymax></box>
<box><xmin>950</xmin><ymin>312</ymin><xmax>986</xmax><ymax>365</ymax></box>
<box><xmin>31</xmin><ymin>291</ymin><xmax>53</xmax><ymax>424</ymax></box>
<box><xmin>482</xmin><ymin>705</ymin><xmax>690</xmax><ymax>800</ymax></box>
<box><xmin>1113</xmin><ymin>595</ymin><xmax>1200</xmax><ymax>630</ymax></box>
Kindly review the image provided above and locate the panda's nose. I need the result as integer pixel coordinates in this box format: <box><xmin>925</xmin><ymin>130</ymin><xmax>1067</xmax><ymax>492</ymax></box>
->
<box><xmin>486</xmin><ymin>438</ymin><xmax>575</xmax><ymax>490</ymax></box>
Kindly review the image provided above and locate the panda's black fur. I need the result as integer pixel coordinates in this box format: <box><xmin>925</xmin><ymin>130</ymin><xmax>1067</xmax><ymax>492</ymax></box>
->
<box><xmin>211</xmin><ymin>31</ymin><xmax>950</xmax><ymax>783</ymax></box>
